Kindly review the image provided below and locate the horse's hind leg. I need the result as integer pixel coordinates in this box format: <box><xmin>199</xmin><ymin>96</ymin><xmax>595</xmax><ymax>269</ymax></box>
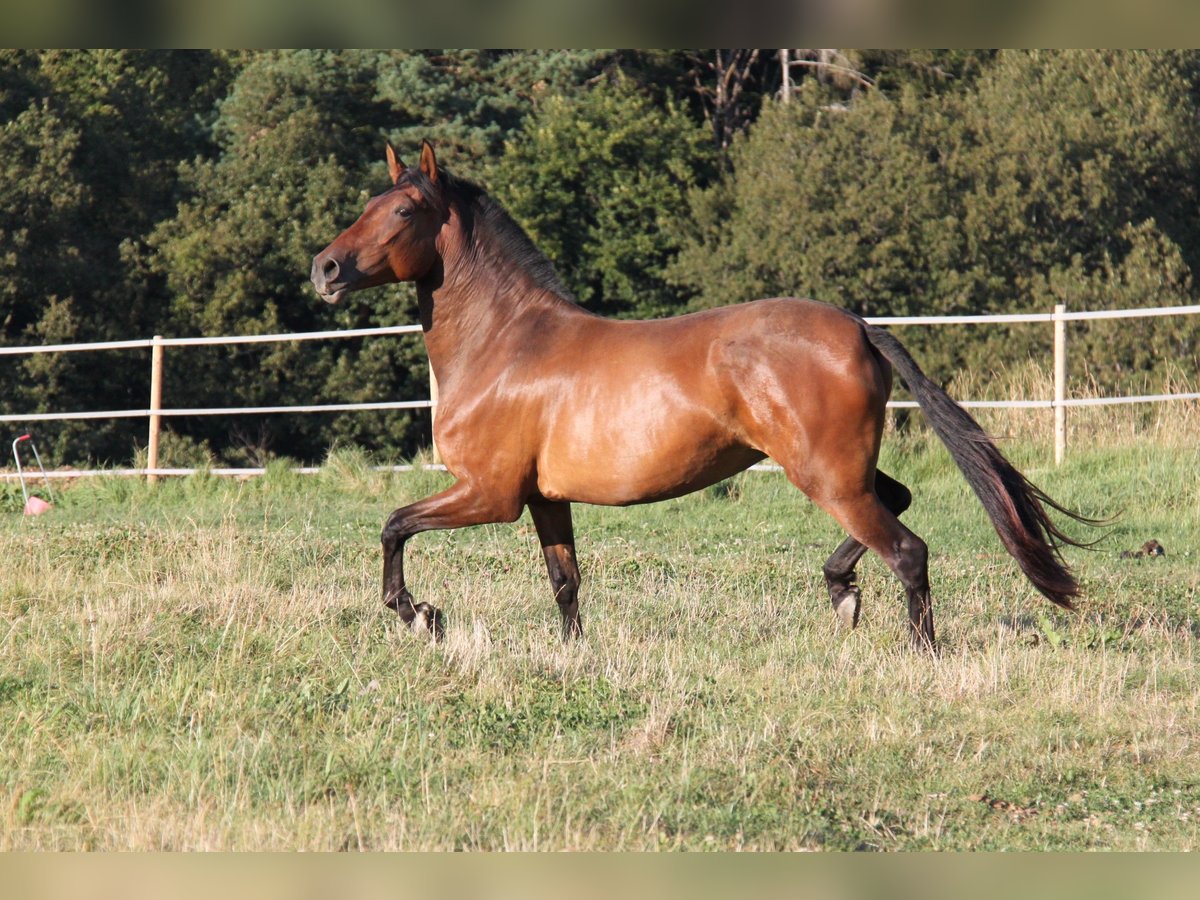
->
<box><xmin>815</xmin><ymin>490</ymin><xmax>934</xmax><ymax>651</ymax></box>
<box><xmin>529</xmin><ymin>499</ymin><xmax>582</xmax><ymax>641</ymax></box>
<box><xmin>822</xmin><ymin>470</ymin><xmax>912</xmax><ymax>628</ymax></box>
<box><xmin>782</xmin><ymin>456</ymin><xmax>932</xmax><ymax>649</ymax></box>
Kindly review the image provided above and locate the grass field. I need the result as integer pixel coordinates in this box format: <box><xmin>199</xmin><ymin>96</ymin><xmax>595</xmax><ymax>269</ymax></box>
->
<box><xmin>1</xmin><ymin>423</ymin><xmax>1198</xmax><ymax>850</ymax></box>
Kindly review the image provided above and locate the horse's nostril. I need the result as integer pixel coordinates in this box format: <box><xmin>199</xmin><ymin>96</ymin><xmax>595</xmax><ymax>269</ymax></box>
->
<box><xmin>322</xmin><ymin>258</ymin><xmax>340</xmax><ymax>281</ymax></box>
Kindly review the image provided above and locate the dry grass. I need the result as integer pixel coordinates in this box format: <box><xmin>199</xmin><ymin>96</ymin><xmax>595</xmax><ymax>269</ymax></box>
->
<box><xmin>936</xmin><ymin>359</ymin><xmax>1200</xmax><ymax>451</ymax></box>
<box><xmin>0</xmin><ymin>425</ymin><xmax>1198</xmax><ymax>849</ymax></box>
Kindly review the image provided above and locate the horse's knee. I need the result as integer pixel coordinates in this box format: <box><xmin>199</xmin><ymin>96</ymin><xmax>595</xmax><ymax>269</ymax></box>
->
<box><xmin>546</xmin><ymin>548</ymin><xmax>580</xmax><ymax>602</ymax></box>
<box><xmin>381</xmin><ymin>511</ymin><xmax>412</xmax><ymax>548</ymax></box>
<box><xmin>549</xmin><ymin>566</ymin><xmax>575</xmax><ymax>593</ymax></box>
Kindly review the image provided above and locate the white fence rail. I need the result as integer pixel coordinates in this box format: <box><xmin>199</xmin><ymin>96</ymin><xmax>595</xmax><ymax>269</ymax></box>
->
<box><xmin>1</xmin><ymin>303</ymin><xmax>1198</xmax><ymax>480</ymax></box>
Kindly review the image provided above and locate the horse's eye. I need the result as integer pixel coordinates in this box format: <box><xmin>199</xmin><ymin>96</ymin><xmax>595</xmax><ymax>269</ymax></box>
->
<box><xmin>396</xmin><ymin>206</ymin><xmax>413</xmax><ymax>219</ymax></box>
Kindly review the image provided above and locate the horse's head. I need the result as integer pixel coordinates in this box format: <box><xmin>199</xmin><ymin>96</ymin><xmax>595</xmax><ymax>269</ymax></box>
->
<box><xmin>311</xmin><ymin>140</ymin><xmax>446</xmax><ymax>304</ymax></box>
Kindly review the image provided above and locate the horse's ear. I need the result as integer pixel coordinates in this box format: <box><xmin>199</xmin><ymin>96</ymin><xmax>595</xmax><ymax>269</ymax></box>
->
<box><xmin>419</xmin><ymin>140</ymin><xmax>439</xmax><ymax>184</ymax></box>
<box><xmin>386</xmin><ymin>142</ymin><xmax>406</xmax><ymax>185</ymax></box>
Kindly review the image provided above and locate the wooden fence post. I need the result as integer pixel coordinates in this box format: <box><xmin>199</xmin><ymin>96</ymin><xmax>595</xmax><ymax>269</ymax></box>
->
<box><xmin>429</xmin><ymin>364</ymin><xmax>440</xmax><ymax>464</ymax></box>
<box><xmin>1053</xmin><ymin>304</ymin><xmax>1066</xmax><ymax>466</ymax></box>
<box><xmin>148</xmin><ymin>335</ymin><xmax>164</xmax><ymax>484</ymax></box>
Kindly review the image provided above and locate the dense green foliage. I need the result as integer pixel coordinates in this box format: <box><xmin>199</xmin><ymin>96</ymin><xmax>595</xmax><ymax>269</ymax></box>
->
<box><xmin>492</xmin><ymin>74</ymin><xmax>715</xmax><ymax>318</ymax></box>
<box><xmin>1</xmin><ymin>50</ymin><xmax>228</xmax><ymax>460</ymax></box>
<box><xmin>672</xmin><ymin>50</ymin><xmax>1200</xmax><ymax>382</ymax></box>
<box><xmin>2</xmin><ymin>50</ymin><xmax>1198</xmax><ymax>465</ymax></box>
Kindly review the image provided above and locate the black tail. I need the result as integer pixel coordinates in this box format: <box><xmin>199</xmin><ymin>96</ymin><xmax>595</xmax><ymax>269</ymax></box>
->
<box><xmin>864</xmin><ymin>324</ymin><xmax>1099</xmax><ymax>609</ymax></box>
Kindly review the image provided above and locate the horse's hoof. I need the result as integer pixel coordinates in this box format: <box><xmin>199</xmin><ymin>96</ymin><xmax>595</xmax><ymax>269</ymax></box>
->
<box><xmin>409</xmin><ymin>602</ymin><xmax>445</xmax><ymax>641</ymax></box>
<box><xmin>832</xmin><ymin>588</ymin><xmax>860</xmax><ymax>629</ymax></box>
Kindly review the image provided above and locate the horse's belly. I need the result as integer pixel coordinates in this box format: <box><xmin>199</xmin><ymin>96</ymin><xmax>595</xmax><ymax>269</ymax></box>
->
<box><xmin>536</xmin><ymin>436</ymin><xmax>764</xmax><ymax>506</ymax></box>
<box><xmin>532</xmin><ymin>345</ymin><xmax>766</xmax><ymax>505</ymax></box>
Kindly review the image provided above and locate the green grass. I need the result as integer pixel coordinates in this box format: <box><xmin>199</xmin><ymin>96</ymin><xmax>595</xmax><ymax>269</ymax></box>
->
<box><xmin>0</xmin><ymin>441</ymin><xmax>1198</xmax><ymax>850</ymax></box>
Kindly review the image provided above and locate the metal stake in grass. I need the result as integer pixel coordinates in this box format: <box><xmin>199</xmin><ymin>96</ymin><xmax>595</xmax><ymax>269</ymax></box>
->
<box><xmin>12</xmin><ymin>434</ymin><xmax>54</xmax><ymax>516</ymax></box>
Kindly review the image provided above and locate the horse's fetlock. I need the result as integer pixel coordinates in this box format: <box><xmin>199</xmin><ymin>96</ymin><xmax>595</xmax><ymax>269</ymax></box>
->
<box><xmin>384</xmin><ymin>588</ymin><xmax>414</xmax><ymax>613</ymax></box>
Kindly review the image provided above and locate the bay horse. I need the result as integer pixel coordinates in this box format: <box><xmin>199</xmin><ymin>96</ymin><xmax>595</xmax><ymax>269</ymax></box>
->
<box><xmin>311</xmin><ymin>141</ymin><xmax>1094</xmax><ymax>651</ymax></box>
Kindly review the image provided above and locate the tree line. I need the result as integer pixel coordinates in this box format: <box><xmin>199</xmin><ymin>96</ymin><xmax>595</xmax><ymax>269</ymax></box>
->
<box><xmin>2</xmin><ymin>50</ymin><xmax>1197</xmax><ymax>466</ymax></box>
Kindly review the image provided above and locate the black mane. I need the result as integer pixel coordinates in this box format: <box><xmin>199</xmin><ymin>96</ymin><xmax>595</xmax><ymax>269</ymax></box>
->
<box><xmin>400</xmin><ymin>167</ymin><xmax>576</xmax><ymax>303</ymax></box>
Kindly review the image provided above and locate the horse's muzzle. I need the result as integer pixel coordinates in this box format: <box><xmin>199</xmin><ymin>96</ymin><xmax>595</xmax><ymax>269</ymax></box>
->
<box><xmin>310</xmin><ymin>253</ymin><xmax>348</xmax><ymax>304</ymax></box>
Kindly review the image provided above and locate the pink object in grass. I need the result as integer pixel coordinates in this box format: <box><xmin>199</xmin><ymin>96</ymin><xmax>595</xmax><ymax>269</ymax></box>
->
<box><xmin>23</xmin><ymin>496</ymin><xmax>51</xmax><ymax>516</ymax></box>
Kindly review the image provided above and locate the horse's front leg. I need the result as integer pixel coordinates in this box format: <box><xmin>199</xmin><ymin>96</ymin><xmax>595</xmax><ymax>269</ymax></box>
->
<box><xmin>529</xmin><ymin>499</ymin><xmax>582</xmax><ymax>642</ymax></box>
<box><xmin>381</xmin><ymin>479</ymin><xmax>523</xmax><ymax>640</ymax></box>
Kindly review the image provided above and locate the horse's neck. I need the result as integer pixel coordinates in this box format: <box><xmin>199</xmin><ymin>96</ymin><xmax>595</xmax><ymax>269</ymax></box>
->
<box><xmin>417</xmin><ymin>257</ymin><xmax>585</xmax><ymax>387</ymax></box>
<box><xmin>417</xmin><ymin>200</ymin><xmax>591</xmax><ymax>385</ymax></box>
